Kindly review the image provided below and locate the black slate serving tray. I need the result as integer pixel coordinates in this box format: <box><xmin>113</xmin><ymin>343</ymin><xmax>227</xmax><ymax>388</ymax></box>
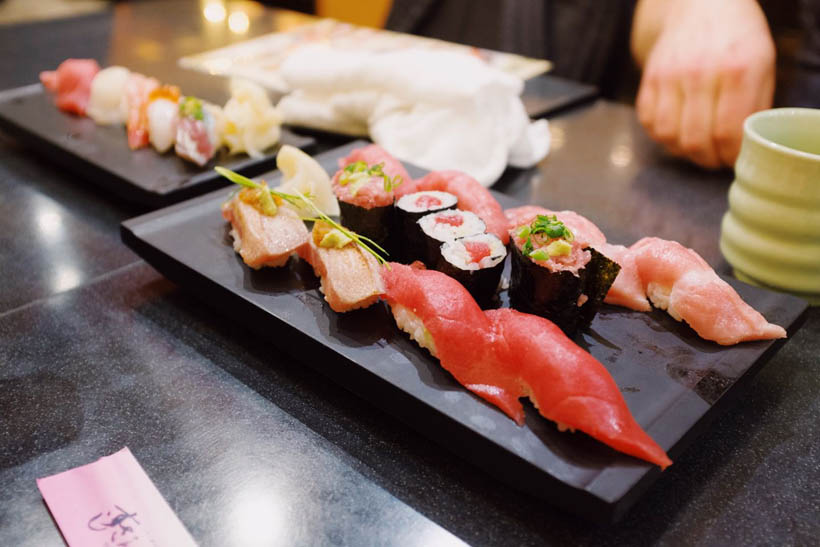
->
<box><xmin>121</xmin><ymin>141</ymin><xmax>808</xmax><ymax>523</ymax></box>
<box><xmin>0</xmin><ymin>84</ymin><xmax>315</xmax><ymax>208</ymax></box>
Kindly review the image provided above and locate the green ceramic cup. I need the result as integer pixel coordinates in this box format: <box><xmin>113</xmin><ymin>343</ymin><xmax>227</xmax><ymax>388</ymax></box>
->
<box><xmin>720</xmin><ymin>108</ymin><xmax>820</xmax><ymax>304</ymax></box>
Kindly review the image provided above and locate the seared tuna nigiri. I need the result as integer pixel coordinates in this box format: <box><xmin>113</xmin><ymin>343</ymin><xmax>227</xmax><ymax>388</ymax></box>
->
<box><xmin>40</xmin><ymin>58</ymin><xmax>100</xmax><ymax>116</ymax></box>
<box><xmin>221</xmin><ymin>186</ymin><xmax>309</xmax><ymax>269</ymax></box>
<box><xmin>404</xmin><ymin>171</ymin><xmax>509</xmax><ymax>244</ymax></box>
<box><xmin>125</xmin><ymin>73</ymin><xmax>159</xmax><ymax>149</ymax></box>
<box><xmin>630</xmin><ymin>237</ymin><xmax>786</xmax><ymax>345</ymax></box>
<box><xmin>299</xmin><ymin>221</ymin><xmax>383</xmax><ymax>312</ymax></box>
<box><xmin>381</xmin><ymin>263</ymin><xmax>671</xmax><ymax>468</ymax></box>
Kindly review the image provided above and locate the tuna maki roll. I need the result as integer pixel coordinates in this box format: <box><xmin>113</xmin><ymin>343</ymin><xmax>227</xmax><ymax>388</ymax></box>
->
<box><xmin>416</xmin><ymin>209</ymin><xmax>486</xmax><ymax>267</ymax></box>
<box><xmin>437</xmin><ymin>233</ymin><xmax>507</xmax><ymax>307</ymax></box>
<box><xmin>331</xmin><ymin>145</ymin><xmax>408</xmax><ymax>254</ymax></box>
<box><xmin>508</xmin><ymin>214</ymin><xmax>620</xmax><ymax>336</ymax></box>
<box><xmin>395</xmin><ymin>190</ymin><xmax>458</xmax><ymax>262</ymax></box>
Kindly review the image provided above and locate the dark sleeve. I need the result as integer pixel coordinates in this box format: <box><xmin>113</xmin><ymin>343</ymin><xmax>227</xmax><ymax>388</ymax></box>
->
<box><xmin>384</xmin><ymin>0</ymin><xmax>637</xmax><ymax>99</ymax></box>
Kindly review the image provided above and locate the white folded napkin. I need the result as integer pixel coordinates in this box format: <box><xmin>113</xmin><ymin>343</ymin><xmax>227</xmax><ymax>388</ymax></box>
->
<box><xmin>277</xmin><ymin>45</ymin><xmax>550</xmax><ymax>186</ymax></box>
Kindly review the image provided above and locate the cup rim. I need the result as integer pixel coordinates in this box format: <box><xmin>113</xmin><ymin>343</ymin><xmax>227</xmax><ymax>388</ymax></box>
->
<box><xmin>744</xmin><ymin>108</ymin><xmax>820</xmax><ymax>162</ymax></box>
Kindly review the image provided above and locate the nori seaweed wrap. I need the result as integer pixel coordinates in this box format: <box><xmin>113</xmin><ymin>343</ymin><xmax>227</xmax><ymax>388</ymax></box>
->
<box><xmin>508</xmin><ymin>214</ymin><xmax>620</xmax><ymax>336</ymax></box>
<box><xmin>437</xmin><ymin>233</ymin><xmax>507</xmax><ymax>307</ymax></box>
<box><xmin>332</xmin><ymin>160</ymin><xmax>403</xmax><ymax>255</ymax></box>
<box><xmin>395</xmin><ymin>191</ymin><xmax>458</xmax><ymax>263</ymax></box>
<box><xmin>417</xmin><ymin>209</ymin><xmax>486</xmax><ymax>268</ymax></box>
<box><xmin>338</xmin><ymin>200</ymin><xmax>394</xmax><ymax>251</ymax></box>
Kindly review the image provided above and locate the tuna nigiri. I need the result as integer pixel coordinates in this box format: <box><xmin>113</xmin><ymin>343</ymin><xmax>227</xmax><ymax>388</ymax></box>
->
<box><xmin>39</xmin><ymin>58</ymin><xmax>100</xmax><ymax>116</ymax></box>
<box><xmin>381</xmin><ymin>263</ymin><xmax>671</xmax><ymax>468</ymax></box>
<box><xmin>630</xmin><ymin>237</ymin><xmax>786</xmax><ymax>345</ymax></box>
<box><xmin>403</xmin><ymin>170</ymin><xmax>510</xmax><ymax>244</ymax></box>
<box><xmin>299</xmin><ymin>221</ymin><xmax>384</xmax><ymax>312</ymax></box>
<box><xmin>486</xmin><ymin>308</ymin><xmax>672</xmax><ymax>469</ymax></box>
<box><xmin>221</xmin><ymin>185</ymin><xmax>309</xmax><ymax>269</ymax></box>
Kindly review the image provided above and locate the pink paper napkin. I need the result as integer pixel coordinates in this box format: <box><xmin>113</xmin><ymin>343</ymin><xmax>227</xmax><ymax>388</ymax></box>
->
<box><xmin>37</xmin><ymin>447</ymin><xmax>197</xmax><ymax>547</ymax></box>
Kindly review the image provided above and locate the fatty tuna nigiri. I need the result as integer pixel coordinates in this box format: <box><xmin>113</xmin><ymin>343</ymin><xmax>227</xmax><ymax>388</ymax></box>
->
<box><xmin>39</xmin><ymin>58</ymin><xmax>100</xmax><ymax>116</ymax></box>
<box><xmin>630</xmin><ymin>237</ymin><xmax>786</xmax><ymax>345</ymax></box>
<box><xmin>222</xmin><ymin>186</ymin><xmax>309</xmax><ymax>269</ymax></box>
<box><xmin>404</xmin><ymin>171</ymin><xmax>509</xmax><ymax>244</ymax></box>
<box><xmin>381</xmin><ymin>263</ymin><xmax>671</xmax><ymax>468</ymax></box>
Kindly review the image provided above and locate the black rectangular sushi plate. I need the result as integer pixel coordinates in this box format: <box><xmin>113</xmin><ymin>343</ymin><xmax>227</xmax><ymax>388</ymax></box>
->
<box><xmin>121</xmin><ymin>140</ymin><xmax>809</xmax><ymax>524</ymax></box>
<box><xmin>0</xmin><ymin>84</ymin><xmax>315</xmax><ymax>208</ymax></box>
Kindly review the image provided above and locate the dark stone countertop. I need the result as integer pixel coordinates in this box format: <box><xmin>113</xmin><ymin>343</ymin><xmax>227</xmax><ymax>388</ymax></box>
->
<box><xmin>1</xmin><ymin>2</ymin><xmax>818</xmax><ymax>546</ymax></box>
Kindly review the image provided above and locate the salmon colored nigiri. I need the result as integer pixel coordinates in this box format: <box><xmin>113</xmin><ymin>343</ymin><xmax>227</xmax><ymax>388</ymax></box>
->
<box><xmin>630</xmin><ymin>237</ymin><xmax>786</xmax><ymax>345</ymax></box>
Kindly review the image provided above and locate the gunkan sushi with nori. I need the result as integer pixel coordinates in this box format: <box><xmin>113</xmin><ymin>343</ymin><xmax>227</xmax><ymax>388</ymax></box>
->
<box><xmin>508</xmin><ymin>213</ymin><xmax>620</xmax><ymax>336</ymax></box>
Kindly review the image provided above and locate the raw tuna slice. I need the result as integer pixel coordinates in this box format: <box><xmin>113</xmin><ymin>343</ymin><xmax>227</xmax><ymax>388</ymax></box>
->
<box><xmin>630</xmin><ymin>237</ymin><xmax>787</xmax><ymax>345</ymax></box>
<box><xmin>405</xmin><ymin>171</ymin><xmax>510</xmax><ymax>244</ymax></box>
<box><xmin>381</xmin><ymin>263</ymin><xmax>672</xmax><ymax>468</ymax></box>
<box><xmin>39</xmin><ymin>58</ymin><xmax>100</xmax><ymax>116</ymax></box>
<box><xmin>486</xmin><ymin>308</ymin><xmax>672</xmax><ymax>469</ymax></box>
<box><xmin>221</xmin><ymin>196</ymin><xmax>309</xmax><ymax>269</ymax></box>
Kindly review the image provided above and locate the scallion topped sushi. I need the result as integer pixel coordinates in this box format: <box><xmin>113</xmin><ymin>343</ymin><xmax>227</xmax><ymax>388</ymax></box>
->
<box><xmin>331</xmin><ymin>145</ymin><xmax>409</xmax><ymax>251</ymax></box>
<box><xmin>509</xmin><ymin>214</ymin><xmax>620</xmax><ymax>336</ymax></box>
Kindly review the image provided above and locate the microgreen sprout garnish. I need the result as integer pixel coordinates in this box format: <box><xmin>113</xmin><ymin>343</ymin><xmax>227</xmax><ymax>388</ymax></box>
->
<box><xmin>519</xmin><ymin>214</ymin><xmax>575</xmax><ymax>261</ymax></box>
<box><xmin>216</xmin><ymin>166</ymin><xmax>389</xmax><ymax>265</ymax></box>
<box><xmin>339</xmin><ymin>161</ymin><xmax>403</xmax><ymax>195</ymax></box>
<box><xmin>179</xmin><ymin>96</ymin><xmax>204</xmax><ymax>121</ymax></box>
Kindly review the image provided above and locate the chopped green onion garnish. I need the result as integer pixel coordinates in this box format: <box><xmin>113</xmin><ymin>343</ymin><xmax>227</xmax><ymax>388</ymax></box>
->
<box><xmin>546</xmin><ymin>239</ymin><xmax>572</xmax><ymax>257</ymax></box>
<box><xmin>339</xmin><ymin>161</ymin><xmax>402</xmax><ymax>195</ymax></box>
<box><xmin>517</xmin><ymin>225</ymin><xmax>531</xmax><ymax>240</ymax></box>
<box><xmin>529</xmin><ymin>249</ymin><xmax>550</xmax><ymax>261</ymax></box>
<box><xmin>179</xmin><ymin>96</ymin><xmax>204</xmax><ymax>121</ymax></box>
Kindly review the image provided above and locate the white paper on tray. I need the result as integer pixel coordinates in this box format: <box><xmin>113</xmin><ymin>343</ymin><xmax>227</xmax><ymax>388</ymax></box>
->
<box><xmin>276</xmin><ymin>46</ymin><xmax>550</xmax><ymax>186</ymax></box>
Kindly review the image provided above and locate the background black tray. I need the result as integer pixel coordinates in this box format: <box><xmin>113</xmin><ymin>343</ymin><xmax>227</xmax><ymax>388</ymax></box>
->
<box><xmin>0</xmin><ymin>84</ymin><xmax>315</xmax><ymax>208</ymax></box>
<box><xmin>522</xmin><ymin>74</ymin><xmax>598</xmax><ymax>118</ymax></box>
<box><xmin>120</xmin><ymin>141</ymin><xmax>807</xmax><ymax>524</ymax></box>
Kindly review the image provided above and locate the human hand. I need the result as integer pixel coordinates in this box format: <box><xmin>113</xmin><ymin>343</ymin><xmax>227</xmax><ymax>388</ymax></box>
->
<box><xmin>634</xmin><ymin>0</ymin><xmax>775</xmax><ymax>168</ymax></box>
